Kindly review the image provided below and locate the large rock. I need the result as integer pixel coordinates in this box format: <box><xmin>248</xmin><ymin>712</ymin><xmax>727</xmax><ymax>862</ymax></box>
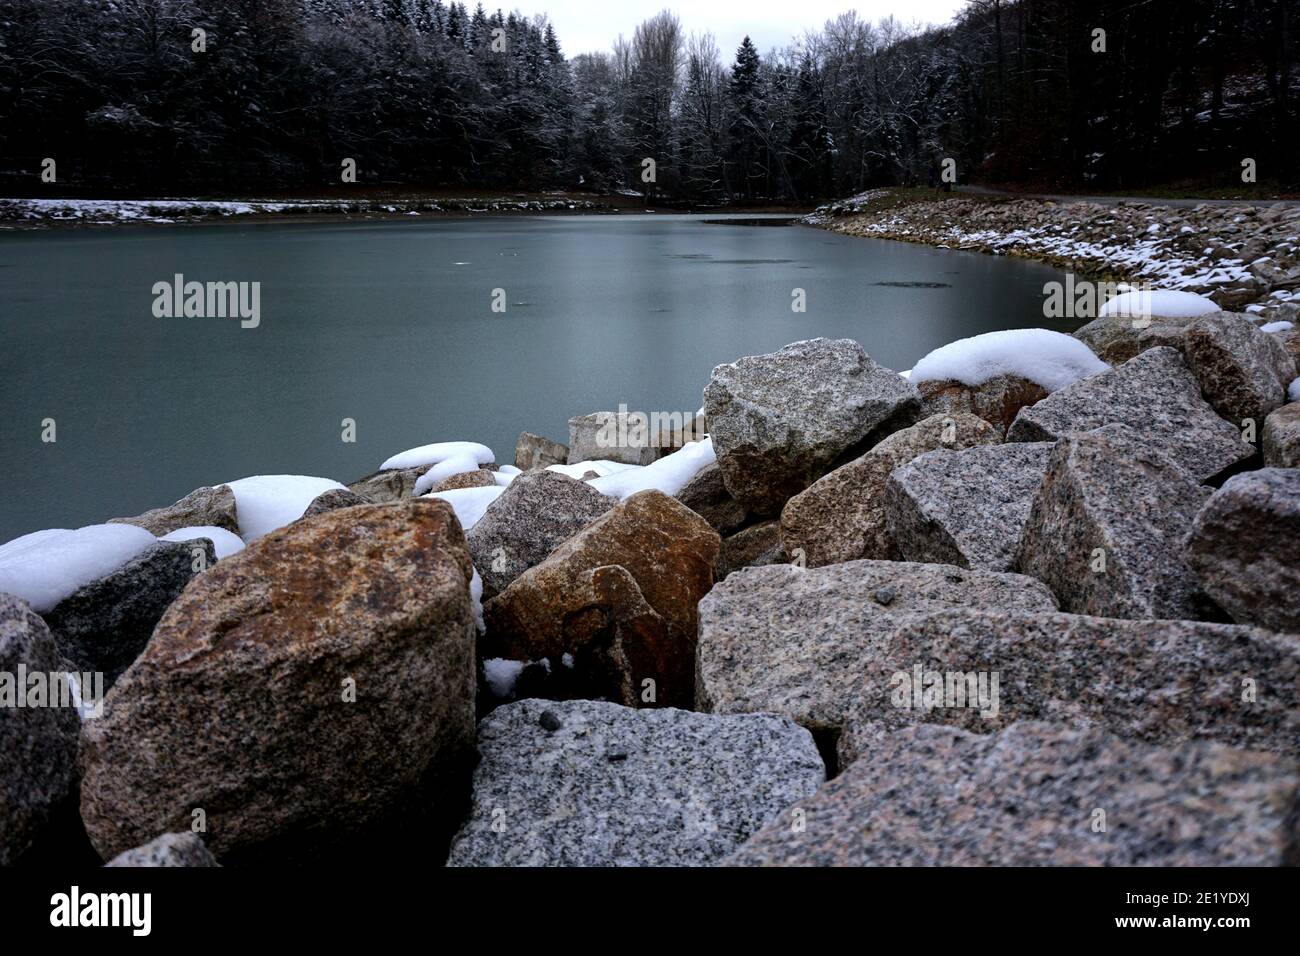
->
<box><xmin>780</xmin><ymin>412</ymin><xmax>999</xmax><ymax>568</ymax></box>
<box><xmin>916</xmin><ymin>375</ymin><xmax>1048</xmax><ymax>434</ymax></box>
<box><xmin>885</xmin><ymin>442</ymin><xmax>1053</xmax><ymax>571</ymax></box>
<box><xmin>79</xmin><ymin>499</ymin><xmax>478</xmax><ymax>861</ymax></box>
<box><xmin>108</xmin><ymin>484</ymin><xmax>239</xmax><ymax>536</ymax></box>
<box><xmin>301</xmin><ymin>487</ymin><xmax>373</xmax><ymax>517</ymax></box>
<box><xmin>717</xmin><ymin>520</ymin><xmax>786</xmax><ymax>580</ymax></box>
<box><xmin>421</xmin><ymin>469</ymin><xmax>497</xmax><ymax>494</ymax></box>
<box><xmin>514</xmin><ymin>431</ymin><xmax>568</xmax><ymax>471</ymax></box>
<box><xmin>567</xmin><ymin>411</ymin><xmax>660</xmax><ymax>466</ymax></box>
<box><xmin>446</xmin><ymin>699</ymin><xmax>823</xmax><ymax>866</ymax></box>
<box><xmin>836</xmin><ymin>610</ymin><xmax>1300</xmax><ymax>768</ymax></box>
<box><xmin>44</xmin><ymin>539</ymin><xmax>215</xmax><ymax>685</ymax></box>
<box><xmin>725</xmin><ymin>722</ymin><xmax>1300</xmax><ymax>866</ymax></box>
<box><xmin>1186</xmin><ymin>468</ymin><xmax>1300</xmax><ymax>633</ymax></box>
<box><xmin>1262</xmin><ymin>402</ymin><xmax>1300</xmax><ymax>467</ymax></box>
<box><xmin>674</xmin><ymin>462</ymin><xmax>749</xmax><ymax>535</ymax></box>
<box><xmin>466</xmin><ymin>471</ymin><xmax>615</xmax><ymax>599</ymax></box>
<box><xmin>105</xmin><ymin>832</ymin><xmax>220</xmax><ymax>867</ymax></box>
<box><xmin>0</xmin><ymin>593</ymin><xmax>80</xmax><ymax>866</ymax></box>
<box><xmin>1015</xmin><ymin>424</ymin><xmax>1212</xmax><ymax>620</ymax></box>
<box><xmin>1072</xmin><ymin>314</ymin><xmax>1194</xmax><ymax>365</ymax></box>
<box><xmin>704</xmin><ymin>338</ymin><xmax>920</xmax><ymax>515</ymax></box>
<box><xmin>345</xmin><ymin>467</ymin><xmax>425</xmax><ymax>502</ymax></box>
<box><xmin>1183</xmin><ymin>311</ymin><xmax>1293</xmax><ymax>426</ymax></box>
<box><xmin>1007</xmin><ymin>347</ymin><xmax>1255</xmax><ymax>483</ymax></box>
<box><xmin>483</xmin><ymin>491</ymin><xmax>719</xmax><ymax>709</ymax></box>
<box><xmin>695</xmin><ymin>561</ymin><xmax>1056</xmax><ymax>755</ymax></box>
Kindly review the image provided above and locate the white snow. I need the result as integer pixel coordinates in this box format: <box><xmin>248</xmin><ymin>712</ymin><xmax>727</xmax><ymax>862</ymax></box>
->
<box><xmin>159</xmin><ymin>526</ymin><xmax>246</xmax><ymax>559</ymax></box>
<box><xmin>588</xmin><ymin>439</ymin><xmax>716</xmax><ymax>499</ymax></box>
<box><xmin>546</xmin><ymin>459</ymin><xmax>639</xmax><ymax>480</ymax></box>
<box><xmin>483</xmin><ymin>658</ymin><xmax>526</xmax><ymax>699</ymax></box>
<box><xmin>223</xmin><ymin>475</ymin><xmax>346</xmax><ymax>541</ymax></box>
<box><xmin>379</xmin><ymin>440</ymin><xmax>494</xmax><ymax>471</ymax></box>
<box><xmin>412</xmin><ymin>452</ymin><xmax>488</xmax><ymax>495</ymax></box>
<box><xmin>0</xmin><ymin>524</ymin><xmax>158</xmax><ymax>613</ymax></box>
<box><xmin>492</xmin><ymin>470</ymin><xmax>519</xmax><ymax>487</ymax></box>
<box><xmin>469</xmin><ymin>567</ymin><xmax>485</xmax><ymax>633</ymax></box>
<box><xmin>1290</xmin><ymin>377</ymin><xmax>1300</xmax><ymax>403</ymax></box>
<box><xmin>424</xmin><ymin>485</ymin><xmax>505</xmax><ymax>531</ymax></box>
<box><xmin>909</xmin><ymin>329</ymin><xmax>1109</xmax><ymax>393</ymax></box>
<box><xmin>1098</xmin><ymin>289</ymin><xmax>1220</xmax><ymax>320</ymax></box>
<box><xmin>1260</xmin><ymin>321</ymin><xmax>1294</xmax><ymax>333</ymax></box>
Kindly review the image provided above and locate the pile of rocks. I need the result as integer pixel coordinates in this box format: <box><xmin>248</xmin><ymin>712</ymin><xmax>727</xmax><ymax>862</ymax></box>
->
<box><xmin>812</xmin><ymin>192</ymin><xmax>1300</xmax><ymax>322</ymax></box>
<box><xmin>2</xmin><ymin>323</ymin><xmax>1298</xmax><ymax>868</ymax></box>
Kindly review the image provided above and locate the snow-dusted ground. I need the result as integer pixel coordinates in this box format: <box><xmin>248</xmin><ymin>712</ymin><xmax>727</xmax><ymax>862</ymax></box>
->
<box><xmin>0</xmin><ymin>195</ymin><xmax>612</xmax><ymax>226</ymax></box>
<box><xmin>812</xmin><ymin>192</ymin><xmax>1300</xmax><ymax>320</ymax></box>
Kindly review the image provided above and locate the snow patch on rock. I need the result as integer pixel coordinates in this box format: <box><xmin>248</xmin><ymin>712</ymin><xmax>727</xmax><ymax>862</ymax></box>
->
<box><xmin>910</xmin><ymin>329</ymin><xmax>1108</xmax><ymax>393</ymax></box>
<box><xmin>0</xmin><ymin>524</ymin><xmax>158</xmax><ymax>613</ymax></box>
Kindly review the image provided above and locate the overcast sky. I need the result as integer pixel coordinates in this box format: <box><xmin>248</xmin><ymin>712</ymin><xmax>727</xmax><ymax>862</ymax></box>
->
<box><xmin>528</xmin><ymin>1</ymin><xmax>970</xmax><ymax>59</ymax></box>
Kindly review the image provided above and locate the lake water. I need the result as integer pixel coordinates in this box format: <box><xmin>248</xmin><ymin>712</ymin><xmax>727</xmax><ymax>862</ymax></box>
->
<box><xmin>0</xmin><ymin>214</ymin><xmax>1070</xmax><ymax>542</ymax></box>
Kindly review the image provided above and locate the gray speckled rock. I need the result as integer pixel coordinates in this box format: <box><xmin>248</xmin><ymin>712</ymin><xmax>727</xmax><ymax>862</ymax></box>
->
<box><xmin>0</xmin><ymin>593</ymin><xmax>80</xmax><ymax>866</ymax></box>
<box><xmin>704</xmin><ymin>338</ymin><xmax>920</xmax><ymax>515</ymax></box>
<box><xmin>836</xmin><ymin>610</ymin><xmax>1300</xmax><ymax>768</ymax></box>
<box><xmin>1015</xmin><ymin>424</ymin><xmax>1212</xmax><ymax>620</ymax></box>
<box><xmin>446</xmin><ymin>699</ymin><xmax>824</xmax><ymax>866</ymax></box>
<box><xmin>1186</xmin><ymin>468</ymin><xmax>1300</xmax><ymax>633</ymax></box>
<box><xmin>780</xmin><ymin>412</ymin><xmax>999</xmax><ymax>567</ymax></box>
<box><xmin>108</xmin><ymin>484</ymin><xmax>239</xmax><ymax>536</ymax></box>
<box><xmin>301</xmin><ymin>487</ymin><xmax>373</xmax><ymax>517</ymax></box>
<box><xmin>346</xmin><ymin>466</ymin><xmax>425</xmax><ymax>502</ymax></box>
<box><xmin>717</xmin><ymin>520</ymin><xmax>786</xmax><ymax>579</ymax></box>
<box><xmin>514</xmin><ymin>432</ymin><xmax>568</xmax><ymax>471</ymax></box>
<box><xmin>1184</xmin><ymin>311</ymin><xmax>1293</xmax><ymax>426</ymax></box>
<box><xmin>675</xmin><ymin>463</ymin><xmax>750</xmax><ymax>535</ymax></box>
<box><xmin>695</xmin><ymin>561</ymin><xmax>1056</xmax><ymax>746</ymax></box>
<box><xmin>466</xmin><ymin>471</ymin><xmax>615</xmax><ymax>599</ymax></box>
<box><xmin>44</xmin><ymin>539</ymin><xmax>215</xmax><ymax>685</ymax></box>
<box><xmin>725</xmin><ymin>722</ymin><xmax>1300</xmax><ymax>866</ymax></box>
<box><xmin>1262</xmin><ymin>403</ymin><xmax>1300</xmax><ymax>467</ymax></box>
<box><xmin>1007</xmin><ymin>347</ymin><xmax>1255</xmax><ymax>483</ymax></box>
<box><xmin>79</xmin><ymin>499</ymin><xmax>477</xmax><ymax>862</ymax></box>
<box><xmin>1072</xmin><ymin>314</ymin><xmax>1195</xmax><ymax>365</ymax></box>
<box><xmin>567</xmin><ymin>411</ymin><xmax>661</xmax><ymax>466</ymax></box>
<box><xmin>885</xmin><ymin>441</ymin><xmax>1053</xmax><ymax>571</ymax></box>
<box><xmin>105</xmin><ymin>832</ymin><xmax>220</xmax><ymax>867</ymax></box>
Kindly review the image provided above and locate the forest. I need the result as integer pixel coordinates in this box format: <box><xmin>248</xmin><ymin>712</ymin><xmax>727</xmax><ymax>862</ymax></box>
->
<box><xmin>0</xmin><ymin>0</ymin><xmax>1295</xmax><ymax>199</ymax></box>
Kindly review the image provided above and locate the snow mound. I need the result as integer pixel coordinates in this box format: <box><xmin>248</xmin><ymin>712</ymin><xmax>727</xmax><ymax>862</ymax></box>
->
<box><xmin>424</xmin><ymin>485</ymin><xmax>505</xmax><ymax>532</ymax></box>
<box><xmin>0</xmin><ymin>524</ymin><xmax>158</xmax><ymax>613</ymax></box>
<box><xmin>223</xmin><ymin>475</ymin><xmax>346</xmax><ymax>541</ymax></box>
<box><xmin>589</xmin><ymin>439</ymin><xmax>716</xmax><ymax>500</ymax></box>
<box><xmin>380</xmin><ymin>440</ymin><xmax>493</xmax><ymax>471</ymax></box>
<box><xmin>1098</xmin><ymin>289</ymin><xmax>1219</xmax><ymax>320</ymax></box>
<box><xmin>1290</xmin><ymin>377</ymin><xmax>1300</xmax><ymax>403</ymax></box>
<box><xmin>910</xmin><ymin>329</ymin><xmax>1109</xmax><ymax>393</ymax></box>
<box><xmin>1260</xmin><ymin>321</ymin><xmax>1294</xmax><ymax>334</ymax></box>
<box><xmin>160</xmin><ymin>526</ymin><xmax>246</xmax><ymax>560</ymax></box>
<box><xmin>483</xmin><ymin>658</ymin><xmax>526</xmax><ymax>699</ymax></box>
<box><xmin>546</xmin><ymin>460</ymin><xmax>639</xmax><ymax>480</ymax></box>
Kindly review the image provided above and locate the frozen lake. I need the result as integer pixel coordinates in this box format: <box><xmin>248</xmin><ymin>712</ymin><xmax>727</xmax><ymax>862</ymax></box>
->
<box><xmin>0</xmin><ymin>213</ymin><xmax>1070</xmax><ymax>541</ymax></box>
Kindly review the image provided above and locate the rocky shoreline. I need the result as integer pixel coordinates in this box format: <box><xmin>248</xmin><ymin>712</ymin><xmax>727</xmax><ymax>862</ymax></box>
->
<box><xmin>807</xmin><ymin>190</ymin><xmax>1300</xmax><ymax>322</ymax></box>
<box><xmin>2</xmin><ymin>305</ymin><xmax>1300</xmax><ymax>867</ymax></box>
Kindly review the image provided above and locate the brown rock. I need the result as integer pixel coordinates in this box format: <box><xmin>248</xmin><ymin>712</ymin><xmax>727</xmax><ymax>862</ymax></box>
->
<box><xmin>301</xmin><ymin>487</ymin><xmax>374</xmax><ymax>517</ymax></box>
<box><xmin>1262</xmin><ymin>403</ymin><xmax>1300</xmax><ymax>467</ymax></box>
<box><xmin>483</xmin><ymin>490</ymin><xmax>719</xmax><ymax>708</ymax></box>
<box><xmin>780</xmin><ymin>412</ymin><xmax>999</xmax><ymax>567</ymax></box>
<box><xmin>346</xmin><ymin>467</ymin><xmax>425</xmax><ymax>502</ymax></box>
<box><xmin>108</xmin><ymin>485</ymin><xmax>239</xmax><ymax>536</ymax></box>
<box><xmin>514</xmin><ymin>432</ymin><xmax>569</xmax><ymax>471</ymax></box>
<box><xmin>718</xmin><ymin>520</ymin><xmax>786</xmax><ymax>580</ymax></box>
<box><xmin>916</xmin><ymin>375</ymin><xmax>1048</xmax><ymax>434</ymax></box>
<box><xmin>422</xmin><ymin>469</ymin><xmax>497</xmax><ymax>494</ymax></box>
<box><xmin>79</xmin><ymin>499</ymin><xmax>478</xmax><ymax>861</ymax></box>
<box><xmin>674</xmin><ymin>463</ymin><xmax>750</xmax><ymax>535</ymax></box>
